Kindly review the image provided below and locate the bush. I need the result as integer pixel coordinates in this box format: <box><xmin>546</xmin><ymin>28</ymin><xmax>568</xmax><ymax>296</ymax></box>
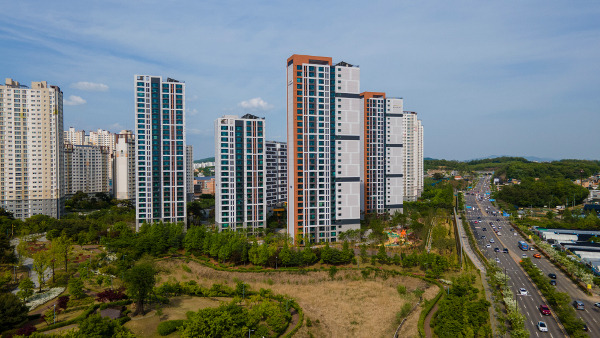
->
<box><xmin>15</xmin><ymin>324</ymin><xmax>37</xmax><ymax>336</ymax></box>
<box><xmin>397</xmin><ymin>285</ymin><xmax>407</xmax><ymax>295</ymax></box>
<box><xmin>157</xmin><ymin>319</ymin><xmax>185</xmax><ymax>336</ymax></box>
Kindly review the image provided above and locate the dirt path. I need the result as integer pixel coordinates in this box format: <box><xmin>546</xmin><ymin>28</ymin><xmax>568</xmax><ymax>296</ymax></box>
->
<box><xmin>281</xmin><ymin>306</ymin><xmax>300</xmax><ymax>336</ymax></box>
<box><xmin>423</xmin><ymin>303</ymin><xmax>438</xmax><ymax>338</ymax></box>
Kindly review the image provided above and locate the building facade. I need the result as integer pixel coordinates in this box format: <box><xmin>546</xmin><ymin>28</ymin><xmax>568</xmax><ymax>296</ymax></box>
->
<box><xmin>215</xmin><ymin>114</ymin><xmax>266</xmax><ymax>233</ymax></box>
<box><xmin>0</xmin><ymin>78</ymin><xmax>65</xmax><ymax>219</ymax></box>
<box><xmin>402</xmin><ymin>111</ymin><xmax>424</xmax><ymax>201</ymax></box>
<box><xmin>186</xmin><ymin>145</ymin><xmax>194</xmax><ymax>202</ymax></box>
<box><xmin>113</xmin><ymin>130</ymin><xmax>136</xmax><ymax>200</ymax></box>
<box><xmin>64</xmin><ymin>144</ymin><xmax>110</xmax><ymax>195</ymax></box>
<box><xmin>265</xmin><ymin>141</ymin><xmax>287</xmax><ymax>213</ymax></box>
<box><xmin>286</xmin><ymin>55</ymin><xmax>407</xmax><ymax>244</ymax></box>
<box><xmin>134</xmin><ymin>75</ymin><xmax>187</xmax><ymax>230</ymax></box>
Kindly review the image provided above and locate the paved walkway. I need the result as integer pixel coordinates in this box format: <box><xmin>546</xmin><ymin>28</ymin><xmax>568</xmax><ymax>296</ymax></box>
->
<box><xmin>454</xmin><ymin>208</ymin><xmax>500</xmax><ymax>337</ymax></box>
<box><xmin>10</xmin><ymin>234</ymin><xmax>53</xmax><ymax>293</ymax></box>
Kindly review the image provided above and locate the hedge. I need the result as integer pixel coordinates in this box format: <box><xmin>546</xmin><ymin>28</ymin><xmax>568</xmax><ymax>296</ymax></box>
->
<box><xmin>157</xmin><ymin>320</ymin><xmax>185</xmax><ymax>336</ymax></box>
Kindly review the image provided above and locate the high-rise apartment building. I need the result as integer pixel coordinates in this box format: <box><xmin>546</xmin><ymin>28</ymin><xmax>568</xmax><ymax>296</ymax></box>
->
<box><xmin>215</xmin><ymin>114</ymin><xmax>266</xmax><ymax>233</ymax></box>
<box><xmin>265</xmin><ymin>141</ymin><xmax>287</xmax><ymax>213</ymax></box>
<box><xmin>113</xmin><ymin>130</ymin><xmax>136</xmax><ymax>200</ymax></box>
<box><xmin>64</xmin><ymin>144</ymin><xmax>110</xmax><ymax>195</ymax></box>
<box><xmin>89</xmin><ymin>129</ymin><xmax>115</xmax><ymax>180</ymax></box>
<box><xmin>0</xmin><ymin>78</ymin><xmax>65</xmax><ymax>220</ymax></box>
<box><xmin>64</xmin><ymin>127</ymin><xmax>86</xmax><ymax>145</ymax></box>
<box><xmin>134</xmin><ymin>75</ymin><xmax>187</xmax><ymax>230</ymax></box>
<box><xmin>186</xmin><ymin>145</ymin><xmax>194</xmax><ymax>202</ymax></box>
<box><xmin>402</xmin><ymin>111</ymin><xmax>424</xmax><ymax>201</ymax></box>
<box><xmin>287</xmin><ymin>55</ymin><xmax>408</xmax><ymax>244</ymax></box>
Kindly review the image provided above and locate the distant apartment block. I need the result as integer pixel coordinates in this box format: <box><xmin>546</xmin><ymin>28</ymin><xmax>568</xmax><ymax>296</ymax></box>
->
<box><xmin>134</xmin><ymin>75</ymin><xmax>187</xmax><ymax>230</ymax></box>
<box><xmin>265</xmin><ymin>141</ymin><xmax>287</xmax><ymax>212</ymax></box>
<box><xmin>0</xmin><ymin>78</ymin><xmax>65</xmax><ymax>219</ymax></box>
<box><xmin>402</xmin><ymin>111</ymin><xmax>424</xmax><ymax>201</ymax></box>
<box><xmin>64</xmin><ymin>127</ymin><xmax>86</xmax><ymax>145</ymax></box>
<box><xmin>89</xmin><ymin>129</ymin><xmax>116</xmax><ymax>180</ymax></box>
<box><xmin>64</xmin><ymin>144</ymin><xmax>110</xmax><ymax>195</ymax></box>
<box><xmin>194</xmin><ymin>176</ymin><xmax>215</xmax><ymax>196</ymax></box>
<box><xmin>286</xmin><ymin>55</ymin><xmax>408</xmax><ymax>243</ymax></box>
<box><xmin>215</xmin><ymin>114</ymin><xmax>266</xmax><ymax>233</ymax></box>
<box><xmin>113</xmin><ymin>130</ymin><xmax>135</xmax><ymax>200</ymax></box>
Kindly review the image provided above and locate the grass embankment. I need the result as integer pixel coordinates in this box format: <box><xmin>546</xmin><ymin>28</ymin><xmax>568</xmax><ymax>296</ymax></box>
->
<box><xmin>154</xmin><ymin>258</ymin><xmax>433</xmax><ymax>338</ymax></box>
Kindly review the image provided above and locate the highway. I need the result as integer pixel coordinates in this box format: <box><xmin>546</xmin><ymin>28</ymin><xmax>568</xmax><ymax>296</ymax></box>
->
<box><xmin>466</xmin><ymin>175</ymin><xmax>600</xmax><ymax>337</ymax></box>
<box><xmin>465</xmin><ymin>177</ymin><xmax>564</xmax><ymax>337</ymax></box>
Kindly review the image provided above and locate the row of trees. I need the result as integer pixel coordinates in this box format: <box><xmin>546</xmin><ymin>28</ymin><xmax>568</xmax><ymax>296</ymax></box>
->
<box><xmin>432</xmin><ymin>274</ymin><xmax>491</xmax><ymax>337</ymax></box>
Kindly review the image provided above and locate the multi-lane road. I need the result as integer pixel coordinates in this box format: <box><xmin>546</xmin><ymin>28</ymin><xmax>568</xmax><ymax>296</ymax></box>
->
<box><xmin>464</xmin><ymin>176</ymin><xmax>600</xmax><ymax>337</ymax></box>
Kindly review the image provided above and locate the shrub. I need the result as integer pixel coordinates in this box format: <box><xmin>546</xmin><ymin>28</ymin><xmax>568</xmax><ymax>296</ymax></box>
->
<box><xmin>57</xmin><ymin>295</ymin><xmax>70</xmax><ymax>310</ymax></box>
<box><xmin>181</xmin><ymin>264</ymin><xmax>192</xmax><ymax>273</ymax></box>
<box><xmin>397</xmin><ymin>285</ymin><xmax>407</xmax><ymax>295</ymax></box>
<box><xmin>15</xmin><ymin>324</ymin><xmax>37</xmax><ymax>336</ymax></box>
<box><xmin>157</xmin><ymin>319</ymin><xmax>185</xmax><ymax>336</ymax></box>
<box><xmin>96</xmin><ymin>288</ymin><xmax>127</xmax><ymax>302</ymax></box>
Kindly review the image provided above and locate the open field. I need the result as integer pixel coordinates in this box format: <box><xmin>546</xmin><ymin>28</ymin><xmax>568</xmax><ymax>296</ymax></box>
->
<box><xmin>157</xmin><ymin>258</ymin><xmax>435</xmax><ymax>338</ymax></box>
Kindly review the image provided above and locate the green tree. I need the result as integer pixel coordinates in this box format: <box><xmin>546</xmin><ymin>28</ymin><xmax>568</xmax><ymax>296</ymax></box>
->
<box><xmin>360</xmin><ymin>244</ymin><xmax>368</xmax><ymax>263</ymax></box>
<box><xmin>0</xmin><ymin>292</ymin><xmax>29</xmax><ymax>332</ymax></box>
<box><xmin>17</xmin><ymin>278</ymin><xmax>34</xmax><ymax>301</ymax></box>
<box><xmin>125</xmin><ymin>262</ymin><xmax>157</xmax><ymax>316</ymax></box>
<box><xmin>31</xmin><ymin>250</ymin><xmax>50</xmax><ymax>292</ymax></box>
<box><xmin>68</xmin><ymin>278</ymin><xmax>85</xmax><ymax>299</ymax></box>
<box><xmin>53</xmin><ymin>234</ymin><xmax>73</xmax><ymax>275</ymax></box>
<box><xmin>0</xmin><ymin>233</ymin><xmax>16</xmax><ymax>264</ymax></box>
<box><xmin>78</xmin><ymin>313</ymin><xmax>132</xmax><ymax>338</ymax></box>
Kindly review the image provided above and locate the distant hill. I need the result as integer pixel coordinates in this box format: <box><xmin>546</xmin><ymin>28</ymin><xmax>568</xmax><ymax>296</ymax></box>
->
<box><xmin>469</xmin><ymin>155</ymin><xmax>556</xmax><ymax>162</ymax></box>
<box><xmin>194</xmin><ymin>157</ymin><xmax>215</xmax><ymax>163</ymax></box>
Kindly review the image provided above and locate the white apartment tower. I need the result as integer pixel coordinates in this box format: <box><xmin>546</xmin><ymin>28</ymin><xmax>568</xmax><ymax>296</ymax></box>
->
<box><xmin>265</xmin><ymin>141</ymin><xmax>287</xmax><ymax>213</ymax></box>
<box><xmin>402</xmin><ymin>111</ymin><xmax>424</xmax><ymax>201</ymax></box>
<box><xmin>0</xmin><ymin>78</ymin><xmax>65</xmax><ymax>219</ymax></box>
<box><xmin>113</xmin><ymin>130</ymin><xmax>136</xmax><ymax>200</ymax></box>
<box><xmin>287</xmin><ymin>55</ymin><xmax>406</xmax><ymax>244</ymax></box>
<box><xmin>215</xmin><ymin>114</ymin><xmax>266</xmax><ymax>233</ymax></box>
<box><xmin>134</xmin><ymin>75</ymin><xmax>187</xmax><ymax>230</ymax></box>
<box><xmin>64</xmin><ymin>144</ymin><xmax>110</xmax><ymax>195</ymax></box>
<box><xmin>64</xmin><ymin>127</ymin><xmax>86</xmax><ymax>145</ymax></box>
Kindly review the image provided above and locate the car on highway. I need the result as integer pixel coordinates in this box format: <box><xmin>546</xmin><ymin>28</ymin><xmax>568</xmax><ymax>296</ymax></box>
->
<box><xmin>503</xmin><ymin>248</ymin><xmax>508</xmax><ymax>253</ymax></box>
<box><xmin>494</xmin><ymin>247</ymin><xmax>500</xmax><ymax>252</ymax></box>
<box><xmin>537</xmin><ymin>321</ymin><xmax>548</xmax><ymax>332</ymax></box>
<box><xmin>490</xmin><ymin>239</ymin><xmax>495</xmax><ymax>243</ymax></box>
<box><xmin>519</xmin><ymin>288</ymin><xmax>528</xmax><ymax>295</ymax></box>
<box><xmin>594</xmin><ymin>302</ymin><xmax>600</xmax><ymax>309</ymax></box>
<box><xmin>496</xmin><ymin>218</ymin><xmax>500</xmax><ymax>221</ymax></box>
<box><xmin>521</xmin><ymin>254</ymin><xmax>527</xmax><ymax>258</ymax></box>
<box><xmin>497</xmin><ymin>232</ymin><xmax>501</xmax><ymax>236</ymax></box>
<box><xmin>573</xmin><ymin>300</ymin><xmax>585</xmax><ymax>310</ymax></box>
<box><xmin>533</xmin><ymin>253</ymin><xmax>541</xmax><ymax>258</ymax></box>
<box><xmin>548</xmin><ymin>273</ymin><xmax>557</xmax><ymax>279</ymax></box>
<box><xmin>495</xmin><ymin>258</ymin><xmax>500</xmax><ymax>263</ymax></box>
<box><xmin>539</xmin><ymin>304</ymin><xmax>551</xmax><ymax>315</ymax></box>
<box><xmin>514</xmin><ymin>232</ymin><xmax>517</xmax><ymax>236</ymax></box>
<box><xmin>550</xmin><ymin>279</ymin><xmax>556</xmax><ymax>286</ymax></box>
<box><xmin>583</xmin><ymin>323</ymin><xmax>589</xmax><ymax>332</ymax></box>
<box><xmin>482</xmin><ymin>228</ymin><xmax>486</xmax><ymax>231</ymax></box>
<box><xmin>486</xmin><ymin>244</ymin><xmax>491</xmax><ymax>248</ymax></box>
<box><xmin>481</xmin><ymin>235</ymin><xmax>486</xmax><ymax>239</ymax></box>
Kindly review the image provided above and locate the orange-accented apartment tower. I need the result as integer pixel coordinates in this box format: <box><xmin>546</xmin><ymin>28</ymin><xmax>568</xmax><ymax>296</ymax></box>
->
<box><xmin>286</xmin><ymin>55</ymin><xmax>406</xmax><ymax>244</ymax></box>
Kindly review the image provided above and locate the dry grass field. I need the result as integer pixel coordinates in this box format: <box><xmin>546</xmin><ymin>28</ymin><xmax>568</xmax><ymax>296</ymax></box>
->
<box><xmin>156</xmin><ymin>259</ymin><xmax>437</xmax><ymax>338</ymax></box>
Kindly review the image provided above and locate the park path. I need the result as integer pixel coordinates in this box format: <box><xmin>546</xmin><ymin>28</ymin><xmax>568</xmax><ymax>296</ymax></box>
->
<box><xmin>10</xmin><ymin>234</ymin><xmax>53</xmax><ymax>293</ymax></box>
<box><xmin>423</xmin><ymin>303</ymin><xmax>438</xmax><ymax>338</ymax></box>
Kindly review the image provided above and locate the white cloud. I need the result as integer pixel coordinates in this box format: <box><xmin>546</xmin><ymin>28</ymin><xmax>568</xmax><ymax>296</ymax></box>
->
<box><xmin>188</xmin><ymin>128</ymin><xmax>212</xmax><ymax>136</ymax></box>
<box><xmin>70</xmin><ymin>81</ymin><xmax>109</xmax><ymax>91</ymax></box>
<box><xmin>109</xmin><ymin>123</ymin><xmax>124</xmax><ymax>131</ymax></box>
<box><xmin>63</xmin><ymin>95</ymin><xmax>86</xmax><ymax>106</ymax></box>
<box><xmin>238</xmin><ymin>97</ymin><xmax>272</xmax><ymax>111</ymax></box>
<box><xmin>187</xmin><ymin>108</ymin><xmax>199</xmax><ymax>116</ymax></box>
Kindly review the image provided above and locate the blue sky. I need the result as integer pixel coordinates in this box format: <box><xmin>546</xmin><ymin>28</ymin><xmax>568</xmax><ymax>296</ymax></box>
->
<box><xmin>2</xmin><ymin>1</ymin><xmax>599</xmax><ymax>160</ymax></box>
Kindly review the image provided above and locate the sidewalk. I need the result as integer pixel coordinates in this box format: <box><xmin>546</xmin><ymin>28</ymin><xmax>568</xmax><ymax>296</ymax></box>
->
<box><xmin>454</xmin><ymin>209</ymin><xmax>500</xmax><ymax>337</ymax></box>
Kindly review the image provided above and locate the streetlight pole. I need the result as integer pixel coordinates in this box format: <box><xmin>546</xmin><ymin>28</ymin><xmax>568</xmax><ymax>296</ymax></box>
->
<box><xmin>248</xmin><ymin>329</ymin><xmax>254</xmax><ymax>338</ymax></box>
<box><xmin>275</xmin><ymin>256</ymin><xmax>278</xmax><ymax>270</ymax></box>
